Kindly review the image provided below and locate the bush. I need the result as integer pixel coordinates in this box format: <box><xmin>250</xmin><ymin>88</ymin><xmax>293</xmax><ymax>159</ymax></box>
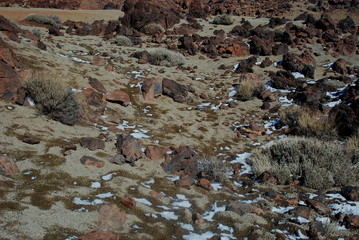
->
<box><xmin>346</xmin><ymin>130</ymin><xmax>359</xmax><ymax>151</ymax></box>
<box><xmin>212</xmin><ymin>14</ymin><xmax>234</xmax><ymax>25</ymax></box>
<box><xmin>24</xmin><ymin>14</ymin><xmax>61</xmax><ymax>27</ymax></box>
<box><xmin>280</xmin><ymin>105</ymin><xmax>335</xmax><ymax>139</ymax></box>
<box><xmin>148</xmin><ymin>48</ymin><xmax>185</xmax><ymax>67</ymax></box>
<box><xmin>251</xmin><ymin>137</ymin><xmax>359</xmax><ymax>190</ymax></box>
<box><xmin>237</xmin><ymin>74</ymin><xmax>263</xmax><ymax>101</ymax></box>
<box><xmin>114</xmin><ymin>35</ymin><xmax>133</xmax><ymax>47</ymax></box>
<box><xmin>197</xmin><ymin>157</ymin><xmax>231</xmax><ymax>182</ymax></box>
<box><xmin>24</xmin><ymin>72</ymin><xmax>80</xmax><ymax>125</ymax></box>
<box><xmin>142</xmin><ymin>23</ymin><xmax>165</xmax><ymax>35</ymax></box>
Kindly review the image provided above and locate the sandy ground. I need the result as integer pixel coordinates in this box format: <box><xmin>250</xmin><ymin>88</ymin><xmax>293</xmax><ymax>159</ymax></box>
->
<box><xmin>0</xmin><ymin>6</ymin><xmax>358</xmax><ymax>240</ymax></box>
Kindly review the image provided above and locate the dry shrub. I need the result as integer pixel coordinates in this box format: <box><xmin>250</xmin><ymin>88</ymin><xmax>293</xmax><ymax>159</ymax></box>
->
<box><xmin>346</xmin><ymin>129</ymin><xmax>359</xmax><ymax>151</ymax></box>
<box><xmin>148</xmin><ymin>48</ymin><xmax>185</xmax><ymax>67</ymax></box>
<box><xmin>251</xmin><ymin>137</ymin><xmax>359</xmax><ymax>190</ymax></box>
<box><xmin>212</xmin><ymin>14</ymin><xmax>234</xmax><ymax>25</ymax></box>
<box><xmin>280</xmin><ymin>105</ymin><xmax>335</xmax><ymax>139</ymax></box>
<box><xmin>197</xmin><ymin>157</ymin><xmax>231</xmax><ymax>183</ymax></box>
<box><xmin>24</xmin><ymin>14</ymin><xmax>61</xmax><ymax>27</ymax></box>
<box><xmin>24</xmin><ymin>72</ymin><xmax>80</xmax><ymax>125</ymax></box>
<box><xmin>142</xmin><ymin>23</ymin><xmax>165</xmax><ymax>35</ymax></box>
<box><xmin>237</xmin><ymin>75</ymin><xmax>263</xmax><ymax>101</ymax></box>
<box><xmin>114</xmin><ymin>35</ymin><xmax>133</xmax><ymax>47</ymax></box>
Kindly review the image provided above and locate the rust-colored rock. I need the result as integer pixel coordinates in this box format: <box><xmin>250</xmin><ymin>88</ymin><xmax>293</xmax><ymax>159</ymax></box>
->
<box><xmin>22</xmin><ymin>132</ymin><xmax>41</xmax><ymax>144</ymax></box>
<box><xmin>198</xmin><ymin>178</ymin><xmax>212</xmax><ymax>191</ymax></box>
<box><xmin>145</xmin><ymin>145</ymin><xmax>167</xmax><ymax>160</ymax></box>
<box><xmin>306</xmin><ymin>199</ymin><xmax>331</xmax><ymax>216</ymax></box>
<box><xmin>141</xmin><ymin>78</ymin><xmax>163</xmax><ymax>101</ymax></box>
<box><xmin>163</xmin><ymin>145</ymin><xmax>198</xmax><ymax>176</ymax></box>
<box><xmin>99</xmin><ymin>204</ymin><xmax>126</xmax><ymax>231</ymax></box>
<box><xmin>174</xmin><ymin>176</ymin><xmax>195</xmax><ymax>189</ymax></box>
<box><xmin>115</xmin><ymin>134</ymin><xmax>143</xmax><ymax>163</ymax></box>
<box><xmin>341</xmin><ymin>186</ymin><xmax>359</xmax><ymax>201</ymax></box>
<box><xmin>0</xmin><ymin>156</ymin><xmax>20</xmax><ymax>175</ymax></box>
<box><xmin>162</xmin><ymin>78</ymin><xmax>189</xmax><ymax>103</ymax></box>
<box><xmin>105</xmin><ymin>90</ymin><xmax>131</xmax><ymax>106</ymax></box>
<box><xmin>89</xmin><ymin>77</ymin><xmax>107</xmax><ymax>93</ymax></box>
<box><xmin>121</xmin><ymin>197</ymin><xmax>136</xmax><ymax>208</ymax></box>
<box><xmin>80</xmin><ymin>155</ymin><xmax>105</xmax><ymax>168</ymax></box>
<box><xmin>78</xmin><ymin>230</ymin><xmax>120</xmax><ymax>240</ymax></box>
<box><xmin>77</xmin><ymin>88</ymin><xmax>107</xmax><ymax>123</ymax></box>
<box><xmin>149</xmin><ymin>191</ymin><xmax>164</xmax><ymax>199</ymax></box>
<box><xmin>91</xmin><ymin>56</ymin><xmax>107</xmax><ymax>66</ymax></box>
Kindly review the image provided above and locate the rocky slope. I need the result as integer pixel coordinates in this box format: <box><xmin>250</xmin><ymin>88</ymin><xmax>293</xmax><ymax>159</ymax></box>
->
<box><xmin>0</xmin><ymin>0</ymin><xmax>358</xmax><ymax>239</ymax></box>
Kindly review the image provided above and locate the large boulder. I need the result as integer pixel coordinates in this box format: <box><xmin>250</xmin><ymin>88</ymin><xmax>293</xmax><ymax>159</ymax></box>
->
<box><xmin>162</xmin><ymin>78</ymin><xmax>189</xmax><ymax>103</ymax></box>
<box><xmin>329</xmin><ymin>104</ymin><xmax>359</xmax><ymax>137</ymax></box>
<box><xmin>115</xmin><ymin>134</ymin><xmax>143</xmax><ymax>163</ymax></box>
<box><xmin>76</xmin><ymin>88</ymin><xmax>107</xmax><ymax>124</ymax></box>
<box><xmin>121</xmin><ymin>0</ymin><xmax>183</xmax><ymax>31</ymax></box>
<box><xmin>282</xmin><ymin>50</ymin><xmax>316</xmax><ymax>78</ymax></box>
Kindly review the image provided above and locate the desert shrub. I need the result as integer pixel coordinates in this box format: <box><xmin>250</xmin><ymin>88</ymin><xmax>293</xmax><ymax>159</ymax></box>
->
<box><xmin>114</xmin><ymin>35</ymin><xmax>133</xmax><ymax>47</ymax></box>
<box><xmin>212</xmin><ymin>14</ymin><xmax>234</xmax><ymax>25</ymax></box>
<box><xmin>237</xmin><ymin>75</ymin><xmax>263</xmax><ymax>101</ymax></box>
<box><xmin>142</xmin><ymin>23</ymin><xmax>165</xmax><ymax>35</ymax></box>
<box><xmin>148</xmin><ymin>48</ymin><xmax>185</xmax><ymax>67</ymax></box>
<box><xmin>346</xmin><ymin>129</ymin><xmax>359</xmax><ymax>151</ymax></box>
<box><xmin>197</xmin><ymin>157</ymin><xmax>231</xmax><ymax>182</ymax></box>
<box><xmin>280</xmin><ymin>105</ymin><xmax>335</xmax><ymax>139</ymax></box>
<box><xmin>24</xmin><ymin>14</ymin><xmax>61</xmax><ymax>27</ymax></box>
<box><xmin>24</xmin><ymin>72</ymin><xmax>80</xmax><ymax>125</ymax></box>
<box><xmin>251</xmin><ymin>137</ymin><xmax>359</xmax><ymax>190</ymax></box>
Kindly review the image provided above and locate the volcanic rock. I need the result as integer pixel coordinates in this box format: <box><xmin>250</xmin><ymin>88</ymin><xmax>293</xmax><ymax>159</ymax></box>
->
<box><xmin>282</xmin><ymin>50</ymin><xmax>316</xmax><ymax>78</ymax></box>
<box><xmin>141</xmin><ymin>78</ymin><xmax>163</xmax><ymax>101</ymax></box>
<box><xmin>105</xmin><ymin>90</ymin><xmax>131</xmax><ymax>106</ymax></box>
<box><xmin>80</xmin><ymin>155</ymin><xmax>105</xmax><ymax>168</ymax></box>
<box><xmin>162</xmin><ymin>78</ymin><xmax>189</xmax><ymax>103</ymax></box>
<box><xmin>99</xmin><ymin>204</ymin><xmax>126</xmax><ymax>230</ymax></box>
<box><xmin>22</xmin><ymin>132</ymin><xmax>41</xmax><ymax>144</ymax></box>
<box><xmin>163</xmin><ymin>145</ymin><xmax>198</xmax><ymax>176</ymax></box>
<box><xmin>0</xmin><ymin>155</ymin><xmax>20</xmax><ymax>175</ymax></box>
<box><xmin>115</xmin><ymin>134</ymin><xmax>143</xmax><ymax>163</ymax></box>
<box><xmin>88</xmin><ymin>77</ymin><xmax>107</xmax><ymax>93</ymax></box>
<box><xmin>79</xmin><ymin>137</ymin><xmax>105</xmax><ymax>151</ymax></box>
<box><xmin>329</xmin><ymin>104</ymin><xmax>358</xmax><ymax>137</ymax></box>
<box><xmin>341</xmin><ymin>186</ymin><xmax>359</xmax><ymax>201</ymax></box>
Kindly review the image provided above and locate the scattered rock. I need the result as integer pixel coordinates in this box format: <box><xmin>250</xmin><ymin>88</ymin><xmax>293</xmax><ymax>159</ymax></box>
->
<box><xmin>89</xmin><ymin>77</ymin><xmax>107</xmax><ymax>93</ymax></box>
<box><xmin>329</xmin><ymin>104</ymin><xmax>358</xmax><ymax>137</ymax></box>
<box><xmin>77</xmin><ymin>88</ymin><xmax>107</xmax><ymax>123</ymax></box>
<box><xmin>332</xmin><ymin>58</ymin><xmax>348</xmax><ymax>75</ymax></box>
<box><xmin>99</xmin><ymin>204</ymin><xmax>126</xmax><ymax>231</ymax></box>
<box><xmin>115</xmin><ymin>134</ymin><xmax>143</xmax><ymax>163</ymax></box>
<box><xmin>163</xmin><ymin>145</ymin><xmax>198</xmax><ymax>176</ymax></box>
<box><xmin>80</xmin><ymin>155</ymin><xmax>105</xmax><ymax>168</ymax></box>
<box><xmin>343</xmin><ymin>215</ymin><xmax>359</xmax><ymax>229</ymax></box>
<box><xmin>226</xmin><ymin>201</ymin><xmax>254</xmax><ymax>216</ymax></box>
<box><xmin>105</xmin><ymin>90</ymin><xmax>131</xmax><ymax>106</ymax></box>
<box><xmin>121</xmin><ymin>197</ymin><xmax>136</xmax><ymax>208</ymax></box>
<box><xmin>174</xmin><ymin>176</ymin><xmax>195</xmax><ymax>189</ymax></box>
<box><xmin>79</xmin><ymin>137</ymin><xmax>105</xmax><ymax>151</ymax></box>
<box><xmin>162</xmin><ymin>78</ymin><xmax>189</xmax><ymax>103</ymax></box>
<box><xmin>141</xmin><ymin>78</ymin><xmax>163</xmax><ymax>101</ymax></box>
<box><xmin>197</xmin><ymin>178</ymin><xmax>212</xmax><ymax>191</ymax></box>
<box><xmin>22</xmin><ymin>132</ymin><xmax>40</xmax><ymax>144</ymax></box>
<box><xmin>282</xmin><ymin>50</ymin><xmax>316</xmax><ymax>78</ymax></box>
<box><xmin>306</xmin><ymin>199</ymin><xmax>331</xmax><ymax>216</ymax></box>
<box><xmin>341</xmin><ymin>186</ymin><xmax>359</xmax><ymax>201</ymax></box>
<box><xmin>308</xmin><ymin>221</ymin><xmax>326</xmax><ymax>238</ymax></box>
<box><xmin>145</xmin><ymin>145</ymin><xmax>167</xmax><ymax>160</ymax></box>
<box><xmin>0</xmin><ymin>155</ymin><xmax>20</xmax><ymax>175</ymax></box>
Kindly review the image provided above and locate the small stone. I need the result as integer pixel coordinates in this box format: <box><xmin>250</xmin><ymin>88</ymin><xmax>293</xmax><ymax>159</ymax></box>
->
<box><xmin>99</xmin><ymin>204</ymin><xmax>126</xmax><ymax>231</ymax></box>
<box><xmin>145</xmin><ymin>146</ymin><xmax>167</xmax><ymax>160</ymax></box>
<box><xmin>308</xmin><ymin>221</ymin><xmax>325</xmax><ymax>238</ymax></box>
<box><xmin>121</xmin><ymin>197</ymin><xmax>136</xmax><ymax>208</ymax></box>
<box><xmin>80</xmin><ymin>155</ymin><xmax>105</xmax><ymax>168</ymax></box>
<box><xmin>0</xmin><ymin>156</ymin><xmax>20</xmax><ymax>175</ymax></box>
<box><xmin>175</xmin><ymin>176</ymin><xmax>195</xmax><ymax>189</ymax></box>
<box><xmin>149</xmin><ymin>191</ymin><xmax>164</xmax><ymax>199</ymax></box>
<box><xmin>22</xmin><ymin>132</ymin><xmax>40</xmax><ymax>144</ymax></box>
<box><xmin>343</xmin><ymin>215</ymin><xmax>359</xmax><ymax>229</ymax></box>
<box><xmin>105</xmin><ymin>90</ymin><xmax>131</xmax><ymax>106</ymax></box>
<box><xmin>306</xmin><ymin>199</ymin><xmax>331</xmax><ymax>216</ymax></box>
<box><xmin>79</xmin><ymin>137</ymin><xmax>105</xmax><ymax>151</ymax></box>
<box><xmin>197</xmin><ymin>178</ymin><xmax>212</xmax><ymax>191</ymax></box>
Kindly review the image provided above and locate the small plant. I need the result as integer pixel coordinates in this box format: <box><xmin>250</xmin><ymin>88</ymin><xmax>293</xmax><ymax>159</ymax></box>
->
<box><xmin>142</xmin><ymin>23</ymin><xmax>165</xmax><ymax>35</ymax></box>
<box><xmin>197</xmin><ymin>157</ymin><xmax>232</xmax><ymax>183</ymax></box>
<box><xmin>346</xmin><ymin>129</ymin><xmax>359</xmax><ymax>151</ymax></box>
<box><xmin>24</xmin><ymin>14</ymin><xmax>61</xmax><ymax>27</ymax></box>
<box><xmin>251</xmin><ymin>137</ymin><xmax>359</xmax><ymax>190</ymax></box>
<box><xmin>212</xmin><ymin>14</ymin><xmax>234</xmax><ymax>25</ymax></box>
<box><xmin>237</xmin><ymin>74</ymin><xmax>263</xmax><ymax>101</ymax></box>
<box><xmin>24</xmin><ymin>72</ymin><xmax>80</xmax><ymax>125</ymax></box>
<box><xmin>148</xmin><ymin>48</ymin><xmax>185</xmax><ymax>67</ymax></box>
<box><xmin>280</xmin><ymin>105</ymin><xmax>335</xmax><ymax>139</ymax></box>
<box><xmin>114</xmin><ymin>35</ymin><xmax>133</xmax><ymax>47</ymax></box>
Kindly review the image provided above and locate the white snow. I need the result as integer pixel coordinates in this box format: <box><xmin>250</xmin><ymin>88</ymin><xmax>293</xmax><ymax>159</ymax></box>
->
<box><xmin>73</xmin><ymin>197</ymin><xmax>104</xmax><ymax>205</ymax></box>
<box><xmin>230</xmin><ymin>153</ymin><xmax>253</xmax><ymax>176</ymax></box>
<box><xmin>203</xmin><ymin>201</ymin><xmax>227</xmax><ymax>221</ymax></box>
<box><xmin>159</xmin><ymin>211</ymin><xmax>178</xmax><ymax>220</ymax></box>
<box><xmin>141</xmin><ymin>178</ymin><xmax>155</xmax><ymax>188</ymax></box>
<box><xmin>131</xmin><ymin>129</ymin><xmax>151</xmax><ymax>139</ymax></box>
<box><xmin>279</xmin><ymin>96</ymin><xmax>293</xmax><ymax>104</ymax></box>
<box><xmin>179</xmin><ymin>223</ymin><xmax>194</xmax><ymax>231</ymax></box>
<box><xmin>211</xmin><ymin>183</ymin><xmax>222</xmax><ymax>191</ymax></box>
<box><xmin>183</xmin><ymin>231</ymin><xmax>216</xmax><ymax>240</ymax></box>
<box><xmin>218</xmin><ymin>224</ymin><xmax>233</xmax><ymax>232</ymax></box>
<box><xmin>330</xmin><ymin>201</ymin><xmax>359</xmax><ymax>215</ymax></box>
<box><xmin>293</xmin><ymin>216</ymin><xmax>310</xmax><ymax>224</ymax></box>
<box><xmin>325</xmin><ymin>193</ymin><xmax>346</xmax><ymax>201</ymax></box>
<box><xmin>102</xmin><ymin>173</ymin><xmax>115</xmax><ymax>181</ymax></box>
<box><xmin>26</xmin><ymin>97</ymin><xmax>35</xmax><ymax>106</ymax></box>
<box><xmin>323</xmin><ymin>99</ymin><xmax>342</xmax><ymax>107</ymax></box>
<box><xmin>95</xmin><ymin>192</ymin><xmax>114</xmax><ymax>198</ymax></box>
<box><xmin>272</xmin><ymin>206</ymin><xmax>295</xmax><ymax>214</ymax></box>
<box><xmin>292</xmin><ymin>72</ymin><xmax>305</xmax><ymax>79</ymax></box>
<box><xmin>133</xmin><ymin>198</ymin><xmax>152</xmax><ymax>206</ymax></box>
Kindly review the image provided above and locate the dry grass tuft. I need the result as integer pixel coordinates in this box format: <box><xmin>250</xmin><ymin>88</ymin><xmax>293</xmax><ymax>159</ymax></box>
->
<box><xmin>24</xmin><ymin>72</ymin><xmax>80</xmax><ymax>125</ymax></box>
<box><xmin>237</xmin><ymin>75</ymin><xmax>263</xmax><ymax>101</ymax></box>
<box><xmin>197</xmin><ymin>156</ymin><xmax>232</xmax><ymax>183</ymax></box>
<box><xmin>251</xmin><ymin>137</ymin><xmax>359</xmax><ymax>190</ymax></box>
<box><xmin>142</xmin><ymin>23</ymin><xmax>165</xmax><ymax>35</ymax></box>
<box><xmin>114</xmin><ymin>35</ymin><xmax>133</xmax><ymax>47</ymax></box>
<box><xmin>24</xmin><ymin>14</ymin><xmax>61</xmax><ymax>27</ymax></box>
<box><xmin>148</xmin><ymin>48</ymin><xmax>185</xmax><ymax>67</ymax></box>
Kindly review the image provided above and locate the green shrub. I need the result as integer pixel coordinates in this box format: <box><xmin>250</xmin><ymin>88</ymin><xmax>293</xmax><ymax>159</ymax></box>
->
<box><xmin>114</xmin><ymin>35</ymin><xmax>133</xmax><ymax>47</ymax></box>
<box><xmin>142</xmin><ymin>23</ymin><xmax>165</xmax><ymax>35</ymax></box>
<box><xmin>24</xmin><ymin>72</ymin><xmax>80</xmax><ymax>125</ymax></box>
<box><xmin>24</xmin><ymin>14</ymin><xmax>61</xmax><ymax>27</ymax></box>
<box><xmin>251</xmin><ymin>137</ymin><xmax>359</xmax><ymax>190</ymax></box>
<box><xmin>197</xmin><ymin>157</ymin><xmax>231</xmax><ymax>182</ymax></box>
<box><xmin>280</xmin><ymin>105</ymin><xmax>335</xmax><ymax>139</ymax></box>
<box><xmin>148</xmin><ymin>48</ymin><xmax>185</xmax><ymax>67</ymax></box>
<box><xmin>212</xmin><ymin>14</ymin><xmax>234</xmax><ymax>25</ymax></box>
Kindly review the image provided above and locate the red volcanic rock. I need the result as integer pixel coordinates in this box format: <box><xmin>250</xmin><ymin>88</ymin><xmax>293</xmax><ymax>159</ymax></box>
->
<box><xmin>141</xmin><ymin>78</ymin><xmax>163</xmax><ymax>101</ymax></box>
<box><xmin>80</xmin><ymin>155</ymin><xmax>105</xmax><ymax>168</ymax></box>
<box><xmin>162</xmin><ymin>78</ymin><xmax>189</xmax><ymax>103</ymax></box>
<box><xmin>341</xmin><ymin>186</ymin><xmax>359</xmax><ymax>201</ymax></box>
<box><xmin>77</xmin><ymin>88</ymin><xmax>107</xmax><ymax>123</ymax></box>
<box><xmin>105</xmin><ymin>90</ymin><xmax>131</xmax><ymax>106</ymax></box>
<box><xmin>78</xmin><ymin>230</ymin><xmax>120</xmax><ymax>240</ymax></box>
<box><xmin>23</xmin><ymin>132</ymin><xmax>41</xmax><ymax>144</ymax></box>
<box><xmin>91</xmin><ymin>56</ymin><xmax>107</xmax><ymax>66</ymax></box>
<box><xmin>121</xmin><ymin>197</ymin><xmax>136</xmax><ymax>208</ymax></box>
<box><xmin>306</xmin><ymin>199</ymin><xmax>331</xmax><ymax>216</ymax></box>
<box><xmin>88</xmin><ymin>77</ymin><xmax>107</xmax><ymax>93</ymax></box>
<box><xmin>115</xmin><ymin>134</ymin><xmax>143</xmax><ymax>163</ymax></box>
<box><xmin>99</xmin><ymin>204</ymin><xmax>126</xmax><ymax>231</ymax></box>
<box><xmin>187</xmin><ymin>0</ymin><xmax>209</xmax><ymax>19</ymax></box>
<box><xmin>145</xmin><ymin>145</ymin><xmax>167</xmax><ymax>160</ymax></box>
<box><xmin>163</xmin><ymin>145</ymin><xmax>198</xmax><ymax>176</ymax></box>
<box><xmin>226</xmin><ymin>43</ymin><xmax>250</xmax><ymax>57</ymax></box>
<box><xmin>0</xmin><ymin>156</ymin><xmax>20</xmax><ymax>176</ymax></box>
<box><xmin>174</xmin><ymin>176</ymin><xmax>195</xmax><ymax>189</ymax></box>
<box><xmin>121</xmin><ymin>0</ymin><xmax>183</xmax><ymax>31</ymax></box>
<box><xmin>282</xmin><ymin>50</ymin><xmax>316</xmax><ymax>78</ymax></box>
<box><xmin>332</xmin><ymin>58</ymin><xmax>348</xmax><ymax>75</ymax></box>
<box><xmin>198</xmin><ymin>178</ymin><xmax>212</xmax><ymax>191</ymax></box>
<box><xmin>79</xmin><ymin>137</ymin><xmax>105</xmax><ymax>151</ymax></box>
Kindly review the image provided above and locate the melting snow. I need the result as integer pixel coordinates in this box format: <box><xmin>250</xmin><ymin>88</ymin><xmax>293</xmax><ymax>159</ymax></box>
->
<box><xmin>95</xmin><ymin>192</ymin><xmax>113</xmax><ymax>198</ymax></box>
<box><xmin>159</xmin><ymin>211</ymin><xmax>178</xmax><ymax>220</ymax></box>
<box><xmin>203</xmin><ymin>201</ymin><xmax>226</xmax><ymax>221</ymax></box>
<box><xmin>183</xmin><ymin>231</ymin><xmax>216</xmax><ymax>240</ymax></box>
<box><xmin>57</xmin><ymin>53</ymin><xmax>90</xmax><ymax>63</ymax></box>
<box><xmin>179</xmin><ymin>223</ymin><xmax>194</xmax><ymax>231</ymax></box>
<box><xmin>211</xmin><ymin>183</ymin><xmax>222</xmax><ymax>191</ymax></box>
<box><xmin>330</xmin><ymin>201</ymin><xmax>359</xmax><ymax>215</ymax></box>
<box><xmin>272</xmin><ymin>206</ymin><xmax>295</xmax><ymax>213</ymax></box>
<box><xmin>133</xmin><ymin>198</ymin><xmax>152</xmax><ymax>206</ymax></box>
<box><xmin>323</xmin><ymin>99</ymin><xmax>342</xmax><ymax>107</ymax></box>
<box><xmin>141</xmin><ymin>178</ymin><xmax>155</xmax><ymax>188</ymax></box>
<box><xmin>292</xmin><ymin>72</ymin><xmax>305</xmax><ymax>79</ymax></box>
<box><xmin>230</xmin><ymin>153</ymin><xmax>253</xmax><ymax>176</ymax></box>
<box><xmin>102</xmin><ymin>173</ymin><xmax>116</xmax><ymax>181</ymax></box>
<box><xmin>326</xmin><ymin>193</ymin><xmax>346</xmax><ymax>201</ymax></box>
<box><xmin>131</xmin><ymin>129</ymin><xmax>151</xmax><ymax>139</ymax></box>
<box><xmin>73</xmin><ymin>197</ymin><xmax>104</xmax><ymax>205</ymax></box>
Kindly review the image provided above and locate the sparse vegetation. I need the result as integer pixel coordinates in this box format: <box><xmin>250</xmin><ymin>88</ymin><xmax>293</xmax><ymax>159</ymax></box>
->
<box><xmin>114</xmin><ymin>35</ymin><xmax>133</xmax><ymax>47</ymax></box>
<box><xmin>280</xmin><ymin>105</ymin><xmax>335</xmax><ymax>139</ymax></box>
<box><xmin>24</xmin><ymin>14</ymin><xmax>61</xmax><ymax>27</ymax></box>
<box><xmin>212</xmin><ymin>14</ymin><xmax>234</xmax><ymax>25</ymax></box>
<box><xmin>23</xmin><ymin>72</ymin><xmax>80</xmax><ymax>125</ymax></box>
<box><xmin>346</xmin><ymin>129</ymin><xmax>359</xmax><ymax>151</ymax></box>
<box><xmin>148</xmin><ymin>48</ymin><xmax>185</xmax><ymax>67</ymax></box>
<box><xmin>142</xmin><ymin>23</ymin><xmax>165</xmax><ymax>35</ymax></box>
<box><xmin>237</xmin><ymin>75</ymin><xmax>263</xmax><ymax>101</ymax></box>
<box><xmin>197</xmin><ymin>157</ymin><xmax>231</xmax><ymax>182</ymax></box>
<box><xmin>251</xmin><ymin>137</ymin><xmax>359</xmax><ymax>190</ymax></box>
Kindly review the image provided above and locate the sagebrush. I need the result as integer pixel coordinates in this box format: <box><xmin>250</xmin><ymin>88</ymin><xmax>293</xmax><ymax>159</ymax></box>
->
<box><xmin>197</xmin><ymin>157</ymin><xmax>231</xmax><ymax>183</ymax></box>
<box><xmin>142</xmin><ymin>23</ymin><xmax>165</xmax><ymax>35</ymax></box>
<box><xmin>251</xmin><ymin>137</ymin><xmax>359</xmax><ymax>190</ymax></box>
<box><xmin>24</xmin><ymin>72</ymin><xmax>80</xmax><ymax>125</ymax></box>
<box><xmin>25</xmin><ymin>14</ymin><xmax>61</xmax><ymax>27</ymax></box>
<box><xmin>148</xmin><ymin>48</ymin><xmax>185</xmax><ymax>67</ymax></box>
<box><xmin>212</xmin><ymin>14</ymin><xmax>234</xmax><ymax>25</ymax></box>
<box><xmin>237</xmin><ymin>75</ymin><xmax>263</xmax><ymax>101</ymax></box>
<box><xmin>114</xmin><ymin>35</ymin><xmax>133</xmax><ymax>47</ymax></box>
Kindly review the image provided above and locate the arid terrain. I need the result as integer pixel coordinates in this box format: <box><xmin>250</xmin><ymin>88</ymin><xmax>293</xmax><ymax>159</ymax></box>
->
<box><xmin>0</xmin><ymin>0</ymin><xmax>358</xmax><ymax>239</ymax></box>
